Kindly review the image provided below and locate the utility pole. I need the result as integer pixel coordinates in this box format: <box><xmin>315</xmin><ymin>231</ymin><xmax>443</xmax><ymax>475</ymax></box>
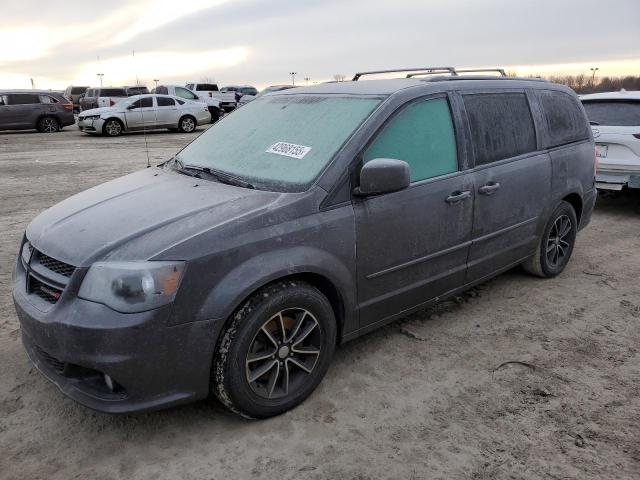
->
<box><xmin>304</xmin><ymin>76</ymin><xmax>310</xmax><ymax>85</ymax></box>
<box><xmin>97</xmin><ymin>73</ymin><xmax>104</xmax><ymax>87</ymax></box>
<box><xmin>289</xmin><ymin>71</ymin><xmax>297</xmax><ymax>86</ymax></box>
<box><xmin>590</xmin><ymin>67</ymin><xmax>599</xmax><ymax>88</ymax></box>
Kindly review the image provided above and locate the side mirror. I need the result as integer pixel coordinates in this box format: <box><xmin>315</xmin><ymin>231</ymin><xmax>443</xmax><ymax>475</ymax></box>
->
<box><xmin>355</xmin><ymin>158</ymin><xmax>410</xmax><ymax>196</ymax></box>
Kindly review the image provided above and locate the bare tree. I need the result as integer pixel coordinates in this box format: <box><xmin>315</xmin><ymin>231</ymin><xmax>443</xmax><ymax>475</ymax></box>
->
<box><xmin>332</xmin><ymin>74</ymin><xmax>346</xmax><ymax>82</ymax></box>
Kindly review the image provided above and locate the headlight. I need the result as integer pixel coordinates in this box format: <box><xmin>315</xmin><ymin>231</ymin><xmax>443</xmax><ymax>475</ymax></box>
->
<box><xmin>78</xmin><ymin>261</ymin><xmax>185</xmax><ymax>313</ymax></box>
<box><xmin>81</xmin><ymin>115</ymin><xmax>101</xmax><ymax>120</ymax></box>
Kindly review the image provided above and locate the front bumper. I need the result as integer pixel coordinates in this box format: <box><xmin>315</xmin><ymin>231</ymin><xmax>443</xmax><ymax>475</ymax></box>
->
<box><xmin>77</xmin><ymin>117</ymin><xmax>105</xmax><ymax>134</ymax></box>
<box><xmin>13</xmin><ymin>253</ymin><xmax>219</xmax><ymax>413</ymax></box>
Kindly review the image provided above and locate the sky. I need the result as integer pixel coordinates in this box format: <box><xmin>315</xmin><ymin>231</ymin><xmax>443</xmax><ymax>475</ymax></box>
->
<box><xmin>1</xmin><ymin>0</ymin><xmax>639</xmax><ymax>90</ymax></box>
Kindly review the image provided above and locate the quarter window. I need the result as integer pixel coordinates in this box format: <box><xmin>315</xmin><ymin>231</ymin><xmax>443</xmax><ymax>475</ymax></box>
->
<box><xmin>538</xmin><ymin>90</ymin><xmax>590</xmax><ymax>147</ymax></box>
<box><xmin>464</xmin><ymin>93</ymin><xmax>536</xmax><ymax>166</ymax></box>
<box><xmin>363</xmin><ymin>97</ymin><xmax>458</xmax><ymax>182</ymax></box>
<box><xmin>39</xmin><ymin>95</ymin><xmax>57</xmax><ymax>104</ymax></box>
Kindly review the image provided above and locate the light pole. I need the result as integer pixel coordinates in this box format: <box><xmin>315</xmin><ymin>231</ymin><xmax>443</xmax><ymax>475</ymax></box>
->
<box><xmin>590</xmin><ymin>67</ymin><xmax>599</xmax><ymax>88</ymax></box>
<box><xmin>97</xmin><ymin>73</ymin><xmax>104</xmax><ymax>87</ymax></box>
<box><xmin>153</xmin><ymin>79</ymin><xmax>160</xmax><ymax>89</ymax></box>
<box><xmin>304</xmin><ymin>76</ymin><xmax>310</xmax><ymax>85</ymax></box>
<box><xmin>289</xmin><ymin>71</ymin><xmax>297</xmax><ymax>86</ymax></box>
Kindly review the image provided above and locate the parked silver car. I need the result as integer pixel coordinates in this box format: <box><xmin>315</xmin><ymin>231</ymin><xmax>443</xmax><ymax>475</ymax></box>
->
<box><xmin>77</xmin><ymin>94</ymin><xmax>211</xmax><ymax>136</ymax></box>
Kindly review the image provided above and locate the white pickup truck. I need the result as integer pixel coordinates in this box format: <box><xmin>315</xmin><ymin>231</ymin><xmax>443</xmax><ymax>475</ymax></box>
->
<box><xmin>152</xmin><ymin>85</ymin><xmax>223</xmax><ymax>122</ymax></box>
<box><xmin>185</xmin><ymin>82</ymin><xmax>237</xmax><ymax>112</ymax></box>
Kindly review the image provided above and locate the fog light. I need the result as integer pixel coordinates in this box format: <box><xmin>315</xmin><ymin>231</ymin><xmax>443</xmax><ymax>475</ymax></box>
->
<box><xmin>104</xmin><ymin>374</ymin><xmax>115</xmax><ymax>392</ymax></box>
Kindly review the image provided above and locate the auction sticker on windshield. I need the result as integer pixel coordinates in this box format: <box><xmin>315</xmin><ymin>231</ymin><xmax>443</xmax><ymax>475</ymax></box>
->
<box><xmin>266</xmin><ymin>142</ymin><xmax>312</xmax><ymax>159</ymax></box>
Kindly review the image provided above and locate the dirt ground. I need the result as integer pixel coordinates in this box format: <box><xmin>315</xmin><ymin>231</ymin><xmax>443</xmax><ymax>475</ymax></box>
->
<box><xmin>1</xmin><ymin>127</ymin><xmax>639</xmax><ymax>480</ymax></box>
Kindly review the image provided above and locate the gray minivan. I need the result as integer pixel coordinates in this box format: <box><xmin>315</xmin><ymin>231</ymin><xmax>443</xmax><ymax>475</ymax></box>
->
<box><xmin>13</xmin><ymin>67</ymin><xmax>596</xmax><ymax>418</ymax></box>
<box><xmin>0</xmin><ymin>90</ymin><xmax>75</xmax><ymax>132</ymax></box>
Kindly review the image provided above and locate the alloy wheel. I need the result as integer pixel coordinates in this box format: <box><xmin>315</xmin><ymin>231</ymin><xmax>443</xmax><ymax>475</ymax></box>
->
<box><xmin>42</xmin><ymin>118</ymin><xmax>58</xmax><ymax>133</ymax></box>
<box><xmin>105</xmin><ymin>120</ymin><xmax>121</xmax><ymax>136</ymax></box>
<box><xmin>245</xmin><ymin>308</ymin><xmax>322</xmax><ymax>399</ymax></box>
<box><xmin>181</xmin><ymin>117</ymin><xmax>195</xmax><ymax>132</ymax></box>
<box><xmin>546</xmin><ymin>214</ymin><xmax>572</xmax><ymax>267</ymax></box>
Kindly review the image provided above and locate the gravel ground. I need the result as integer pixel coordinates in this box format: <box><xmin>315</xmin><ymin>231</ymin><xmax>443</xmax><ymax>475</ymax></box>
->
<box><xmin>1</xmin><ymin>128</ymin><xmax>639</xmax><ymax>480</ymax></box>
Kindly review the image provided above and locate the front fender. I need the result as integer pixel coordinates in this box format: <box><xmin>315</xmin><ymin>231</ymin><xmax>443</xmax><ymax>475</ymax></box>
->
<box><xmin>197</xmin><ymin>246</ymin><xmax>357</xmax><ymax>336</ymax></box>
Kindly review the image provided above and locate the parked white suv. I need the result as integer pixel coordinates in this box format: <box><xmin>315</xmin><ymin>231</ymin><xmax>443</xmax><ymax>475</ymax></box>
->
<box><xmin>185</xmin><ymin>82</ymin><xmax>236</xmax><ymax>111</ymax></box>
<box><xmin>153</xmin><ymin>85</ymin><xmax>222</xmax><ymax>122</ymax></box>
<box><xmin>581</xmin><ymin>90</ymin><xmax>640</xmax><ymax>192</ymax></box>
<box><xmin>77</xmin><ymin>94</ymin><xmax>210</xmax><ymax>136</ymax></box>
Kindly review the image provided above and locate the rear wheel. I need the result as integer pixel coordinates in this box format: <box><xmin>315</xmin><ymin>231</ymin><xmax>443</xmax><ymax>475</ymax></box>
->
<box><xmin>178</xmin><ymin>115</ymin><xmax>196</xmax><ymax>133</ymax></box>
<box><xmin>213</xmin><ymin>280</ymin><xmax>336</xmax><ymax>418</ymax></box>
<box><xmin>37</xmin><ymin>116</ymin><xmax>60</xmax><ymax>133</ymax></box>
<box><xmin>523</xmin><ymin>201</ymin><xmax>577</xmax><ymax>278</ymax></box>
<box><xmin>103</xmin><ymin>118</ymin><xmax>123</xmax><ymax>137</ymax></box>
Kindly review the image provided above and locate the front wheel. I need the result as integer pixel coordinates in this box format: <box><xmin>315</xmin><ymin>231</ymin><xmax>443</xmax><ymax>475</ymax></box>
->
<box><xmin>178</xmin><ymin>115</ymin><xmax>196</xmax><ymax>133</ymax></box>
<box><xmin>213</xmin><ymin>280</ymin><xmax>336</xmax><ymax>418</ymax></box>
<box><xmin>523</xmin><ymin>201</ymin><xmax>577</xmax><ymax>278</ymax></box>
<box><xmin>103</xmin><ymin>118</ymin><xmax>123</xmax><ymax>137</ymax></box>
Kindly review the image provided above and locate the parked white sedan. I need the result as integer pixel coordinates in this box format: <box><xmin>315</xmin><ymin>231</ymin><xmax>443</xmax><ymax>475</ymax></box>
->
<box><xmin>77</xmin><ymin>94</ymin><xmax>211</xmax><ymax>136</ymax></box>
<box><xmin>581</xmin><ymin>90</ymin><xmax>640</xmax><ymax>192</ymax></box>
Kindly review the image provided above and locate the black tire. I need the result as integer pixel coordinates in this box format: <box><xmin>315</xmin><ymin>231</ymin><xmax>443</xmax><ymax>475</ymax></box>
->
<box><xmin>178</xmin><ymin>115</ymin><xmax>196</xmax><ymax>133</ymax></box>
<box><xmin>103</xmin><ymin>118</ymin><xmax>123</xmax><ymax>137</ymax></box>
<box><xmin>213</xmin><ymin>280</ymin><xmax>337</xmax><ymax>419</ymax></box>
<box><xmin>522</xmin><ymin>201</ymin><xmax>577</xmax><ymax>278</ymax></box>
<box><xmin>209</xmin><ymin>108</ymin><xmax>221</xmax><ymax>123</ymax></box>
<box><xmin>37</xmin><ymin>116</ymin><xmax>60</xmax><ymax>133</ymax></box>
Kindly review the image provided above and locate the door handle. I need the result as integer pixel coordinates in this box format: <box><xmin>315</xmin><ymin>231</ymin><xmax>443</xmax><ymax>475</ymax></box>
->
<box><xmin>478</xmin><ymin>182</ymin><xmax>501</xmax><ymax>195</ymax></box>
<box><xmin>445</xmin><ymin>190</ymin><xmax>471</xmax><ymax>204</ymax></box>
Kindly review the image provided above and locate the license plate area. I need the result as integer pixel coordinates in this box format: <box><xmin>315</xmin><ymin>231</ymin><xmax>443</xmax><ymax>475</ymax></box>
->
<box><xmin>595</xmin><ymin>144</ymin><xmax>608</xmax><ymax>158</ymax></box>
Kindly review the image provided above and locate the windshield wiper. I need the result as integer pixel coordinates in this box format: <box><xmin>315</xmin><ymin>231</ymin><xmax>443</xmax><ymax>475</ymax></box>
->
<box><xmin>173</xmin><ymin>159</ymin><xmax>255</xmax><ymax>189</ymax></box>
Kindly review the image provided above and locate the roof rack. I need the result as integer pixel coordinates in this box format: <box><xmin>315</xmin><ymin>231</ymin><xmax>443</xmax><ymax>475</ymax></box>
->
<box><xmin>455</xmin><ymin>68</ymin><xmax>507</xmax><ymax>76</ymax></box>
<box><xmin>352</xmin><ymin>67</ymin><xmax>456</xmax><ymax>81</ymax></box>
<box><xmin>353</xmin><ymin>67</ymin><xmax>508</xmax><ymax>81</ymax></box>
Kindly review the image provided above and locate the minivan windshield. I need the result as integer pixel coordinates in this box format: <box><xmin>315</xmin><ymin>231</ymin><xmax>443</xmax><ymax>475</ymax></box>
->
<box><xmin>174</xmin><ymin>94</ymin><xmax>382</xmax><ymax>192</ymax></box>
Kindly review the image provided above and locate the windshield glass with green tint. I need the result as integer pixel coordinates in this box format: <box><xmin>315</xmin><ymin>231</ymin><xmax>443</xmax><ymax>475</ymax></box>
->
<box><xmin>175</xmin><ymin>94</ymin><xmax>382</xmax><ymax>191</ymax></box>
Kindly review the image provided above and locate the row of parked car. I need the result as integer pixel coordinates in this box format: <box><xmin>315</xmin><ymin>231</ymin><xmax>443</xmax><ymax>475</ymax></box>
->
<box><xmin>0</xmin><ymin>82</ymin><xmax>296</xmax><ymax>136</ymax></box>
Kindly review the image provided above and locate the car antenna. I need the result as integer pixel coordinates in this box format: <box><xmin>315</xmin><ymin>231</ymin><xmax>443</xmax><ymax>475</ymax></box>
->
<box><xmin>133</xmin><ymin>49</ymin><xmax>151</xmax><ymax>168</ymax></box>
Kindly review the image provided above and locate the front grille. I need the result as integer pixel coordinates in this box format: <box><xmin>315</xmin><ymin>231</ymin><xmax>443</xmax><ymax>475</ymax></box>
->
<box><xmin>37</xmin><ymin>251</ymin><xmax>75</xmax><ymax>278</ymax></box>
<box><xmin>33</xmin><ymin>344</ymin><xmax>66</xmax><ymax>373</ymax></box>
<box><xmin>29</xmin><ymin>276</ymin><xmax>63</xmax><ymax>304</ymax></box>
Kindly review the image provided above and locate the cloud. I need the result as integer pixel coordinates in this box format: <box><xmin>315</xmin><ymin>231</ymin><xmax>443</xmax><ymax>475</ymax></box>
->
<box><xmin>74</xmin><ymin>48</ymin><xmax>249</xmax><ymax>86</ymax></box>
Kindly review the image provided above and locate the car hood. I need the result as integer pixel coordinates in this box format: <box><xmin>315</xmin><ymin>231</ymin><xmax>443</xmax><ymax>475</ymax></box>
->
<box><xmin>79</xmin><ymin>106</ymin><xmax>121</xmax><ymax>116</ymax></box>
<box><xmin>26</xmin><ymin>168</ymin><xmax>283</xmax><ymax>266</ymax></box>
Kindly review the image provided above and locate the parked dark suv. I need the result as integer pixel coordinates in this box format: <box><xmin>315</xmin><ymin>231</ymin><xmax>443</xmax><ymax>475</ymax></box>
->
<box><xmin>0</xmin><ymin>90</ymin><xmax>75</xmax><ymax>132</ymax></box>
<box><xmin>13</xmin><ymin>67</ymin><xmax>596</xmax><ymax>418</ymax></box>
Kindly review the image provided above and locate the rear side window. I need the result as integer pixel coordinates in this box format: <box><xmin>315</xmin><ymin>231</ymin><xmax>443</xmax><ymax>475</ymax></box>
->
<box><xmin>9</xmin><ymin>94</ymin><xmax>40</xmax><ymax>105</ymax></box>
<box><xmin>71</xmin><ymin>87</ymin><xmax>88</xmax><ymax>94</ymax></box>
<box><xmin>155</xmin><ymin>86</ymin><xmax>169</xmax><ymax>95</ymax></box>
<box><xmin>175</xmin><ymin>87</ymin><xmax>197</xmax><ymax>100</ymax></box>
<box><xmin>196</xmin><ymin>84</ymin><xmax>218</xmax><ymax>91</ymax></box>
<box><xmin>100</xmin><ymin>88</ymin><xmax>127</xmax><ymax>97</ymax></box>
<box><xmin>464</xmin><ymin>93</ymin><xmax>536</xmax><ymax>166</ymax></box>
<box><xmin>157</xmin><ymin>96</ymin><xmax>175</xmax><ymax>107</ymax></box>
<box><xmin>582</xmin><ymin>100</ymin><xmax>640</xmax><ymax>127</ymax></box>
<box><xmin>364</xmin><ymin>97</ymin><xmax>458</xmax><ymax>182</ymax></box>
<box><xmin>538</xmin><ymin>90</ymin><xmax>590</xmax><ymax>147</ymax></box>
